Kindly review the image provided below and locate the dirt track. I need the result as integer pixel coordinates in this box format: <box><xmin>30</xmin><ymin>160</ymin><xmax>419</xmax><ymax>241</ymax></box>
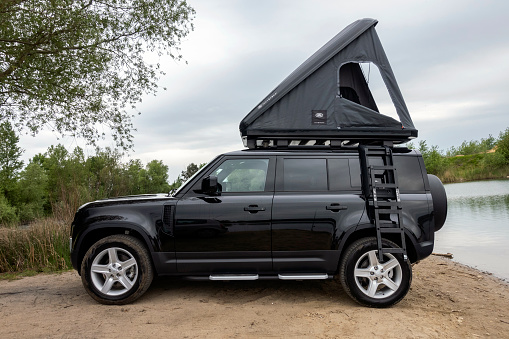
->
<box><xmin>1</xmin><ymin>256</ymin><xmax>509</xmax><ymax>338</ymax></box>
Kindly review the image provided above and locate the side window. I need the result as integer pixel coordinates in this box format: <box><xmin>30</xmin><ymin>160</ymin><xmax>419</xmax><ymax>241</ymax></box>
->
<box><xmin>283</xmin><ymin>159</ymin><xmax>327</xmax><ymax>191</ymax></box>
<box><xmin>348</xmin><ymin>159</ymin><xmax>362</xmax><ymax>188</ymax></box>
<box><xmin>328</xmin><ymin>159</ymin><xmax>352</xmax><ymax>191</ymax></box>
<box><xmin>213</xmin><ymin>159</ymin><xmax>269</xmax><ymax>192</ymax></box>
<box><xmin>393</xmin><ymin>156</ymin><xmax>425</xmax><ymax>192</ymax></box>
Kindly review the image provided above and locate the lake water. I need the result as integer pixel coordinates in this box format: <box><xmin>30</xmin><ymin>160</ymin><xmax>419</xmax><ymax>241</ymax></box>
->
<box><xmin>433</xmin><ymin>179</ymin><xmax>509</xmax><ymax>280</ymax></box>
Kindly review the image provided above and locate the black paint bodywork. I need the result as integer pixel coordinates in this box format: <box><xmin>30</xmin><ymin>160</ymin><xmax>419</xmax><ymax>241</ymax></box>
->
<box><xmin>70</xmin><ymin>148</ymin><xmax>435</xmax><ymax>277</ymax></box>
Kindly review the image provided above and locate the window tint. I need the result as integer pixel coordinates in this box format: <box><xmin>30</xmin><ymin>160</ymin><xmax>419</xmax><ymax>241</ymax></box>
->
<box><xmin>328</xmin><ymin>159</ymin><xmax>352</xmax><ymax>190</ymax></box>
<box><xmin>366</xmin><ymin>156</ymin><xmax>425</xmax><ymax>192</ymax></box>
<box><xmin>393</xmin><ymin>156</ymin><xmax>425</xmax><ymax>192</ymax></box>
<box><xmin>213</xmin><ymin>159</ymin><xmax>269</xmax><ymax>192</ymax></box>
<box><xmin>283</xmin><ymin>159</ymin><xmax>327</xmax><ymax>191</ymax></box>
<box><xmin>348</xmin><ymin>159</ymin><xmax>362</xmax><ymax>188</ymax></box>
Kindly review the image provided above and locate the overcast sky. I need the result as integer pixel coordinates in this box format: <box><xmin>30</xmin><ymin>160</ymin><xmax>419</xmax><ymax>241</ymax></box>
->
<box><xmin>18</xmin><ymin>0</ymin><xmax>509</xmax><ymax>181</ymax></box>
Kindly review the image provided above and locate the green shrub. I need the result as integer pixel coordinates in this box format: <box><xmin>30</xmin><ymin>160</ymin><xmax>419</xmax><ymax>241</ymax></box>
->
<box><xmin>0</xmin><ymin>194</ymin><xmax>18</xmax><ymax>224</ymax></box>
<box><xmin>482</xmin><ymin>152</ymin><xmax>507</xmax><ymax>169</ymax></box>
<box><xmin>497</xmin><ymin>127</ymin><xmax>509</xmax><ymax>162</ymax></box>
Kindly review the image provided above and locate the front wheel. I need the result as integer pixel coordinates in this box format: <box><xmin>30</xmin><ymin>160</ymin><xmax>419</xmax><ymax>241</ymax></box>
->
<box><xmin>339</xmin><ymin>237</ymin><xmax>412</xmax><ymax>307</ymax></box>
<box><xmin>80</xmin><ymin>235</ymin><xmax>154</xmax><ymax>305</ymax></box>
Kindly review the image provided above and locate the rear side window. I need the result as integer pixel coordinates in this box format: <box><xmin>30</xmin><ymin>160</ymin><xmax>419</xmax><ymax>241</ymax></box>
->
<box><xmin>363</xmin><ymin>155</ymin><xmax>425</xmax><ymax>192</ymax></box>
<box><xmin>328</xmin><ymin>159</ymin><xmax>359</xmax><ymax>190</ymax></box>
<box><xmin>283</xmin><ymin>159</ymin><xmax>327</xmax><ymax>191</ymax></box>
<box><xmin>281</xmin><ymin>157</ymin><xmax>359</xmax><ymax>192</ymax></box>
<box><xmin>393</xmin><ymin>156</ymin><xmax>425</xmax><ymax>192</ymax></box>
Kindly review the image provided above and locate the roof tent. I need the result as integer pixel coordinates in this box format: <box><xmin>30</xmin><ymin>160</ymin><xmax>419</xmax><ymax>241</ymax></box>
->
<box><xmin>239</xmin><ymin>18</ymin><xmax>417</xmax><ymax>148</ymax></box>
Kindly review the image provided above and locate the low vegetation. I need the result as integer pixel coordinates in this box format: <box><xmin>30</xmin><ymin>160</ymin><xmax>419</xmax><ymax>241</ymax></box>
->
<box><xmin>0</xmin><ymin>217</ymin><xmax>70</xmax><ymax>274</ymax></box>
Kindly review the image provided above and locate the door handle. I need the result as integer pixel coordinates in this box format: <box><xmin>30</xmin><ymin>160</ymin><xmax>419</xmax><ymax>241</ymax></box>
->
<box><xmin>326</xmin><ymin>203</ymin><xmax>347</xmax><ymax>212</ymax></box>
<box><xmin>244</xmin><ymin>205</ymin><xmax>266</xmax><ymax>213</ymax></box>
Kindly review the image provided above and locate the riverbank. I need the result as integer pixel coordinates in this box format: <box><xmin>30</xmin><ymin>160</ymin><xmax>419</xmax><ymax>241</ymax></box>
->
<box><xmin>1</xmin><ymin>256</ymin><xmax>508</xmax><ymax>338</ymax></box>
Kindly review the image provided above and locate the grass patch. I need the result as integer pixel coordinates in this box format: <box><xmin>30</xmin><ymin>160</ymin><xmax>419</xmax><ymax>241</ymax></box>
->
<box><xmin>0</xmin><ymin>269</ymin><xmax>39</xmax><ymax>280</ymax></box>
<box><xmin>0</xmin><ymin>217</ymin><xmax>71</xmax><ymax>274</ymax></box>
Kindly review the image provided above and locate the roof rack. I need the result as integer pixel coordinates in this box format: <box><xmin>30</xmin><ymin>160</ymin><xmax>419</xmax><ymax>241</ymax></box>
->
<box><xmin>243</xmin><ymin>135</ymin><xmax>414</xmax><ymax>150</ymax></box>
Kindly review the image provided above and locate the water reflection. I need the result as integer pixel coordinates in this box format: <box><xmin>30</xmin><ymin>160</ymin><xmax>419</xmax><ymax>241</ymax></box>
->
<box><xmin>434</xmin><ymin>179</ymin><xmax>509</xmax><ymax>280</ymax></box>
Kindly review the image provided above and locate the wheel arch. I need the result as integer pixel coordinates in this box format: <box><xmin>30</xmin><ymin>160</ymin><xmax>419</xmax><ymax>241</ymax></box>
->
<box><xmin>337</xmin><ymin>224</ymin><xmax>419</xmax><ymax>272</ymax></box>
<box><xmin>74</xmin><ymin>223</ymin><xmax>155</xmax><ymax>276</ymax></box>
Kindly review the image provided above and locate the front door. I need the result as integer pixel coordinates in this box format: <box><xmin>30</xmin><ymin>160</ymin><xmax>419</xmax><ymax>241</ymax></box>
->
<box><xmin>174</xmin><ymin>157</ymin><xmax>275</xmax><ymax>274</ymax></box>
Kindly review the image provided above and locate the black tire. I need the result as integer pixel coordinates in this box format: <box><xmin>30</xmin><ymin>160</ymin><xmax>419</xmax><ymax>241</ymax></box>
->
<box><xmin>427</xmin><ymin>174</ymin><xmax>448</xmax><ymax>232</ymax></box>
<box><xmin>80</xmin><ymin>235</ymin><xmax>154</xmax><ymax>305</ymax></box>
<box><xmin>339</xmin><ymin>237</ymin><xmax>412</xmax><ymax>308</ymax></box>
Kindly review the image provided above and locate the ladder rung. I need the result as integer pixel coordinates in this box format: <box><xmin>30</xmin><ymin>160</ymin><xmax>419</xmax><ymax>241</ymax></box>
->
<box><xmin>374</xmin><ymin>183</ymin><xmax>397</xmax><ymax>188</ymax></box>
<box><xmin>378</xmin><ymin>228</ymin><xmax>404</xmax><ymax>234</ymax></box>
<box><xmin>375</xmin><ymin>209</ymin><xmax>402</xmax><ymax>215</ymax></box>
<box><xmin>370</xmin><ymin>166</ymin><xmax>395</xmax><ymax>171</ymax></box>
<box><xmin>374</xmin><ymin>201</ymin><xmax>400</xmax><ymax>207</ymax></box>
<box><xmin>379</xmin><ymin>248</ymin><xmax>406</xmax><ymax>255</ymax></box>
<box><xmin>376</xmin><ymin>221</ymin><xmax>398</xmax><ymax>227</ymax></box>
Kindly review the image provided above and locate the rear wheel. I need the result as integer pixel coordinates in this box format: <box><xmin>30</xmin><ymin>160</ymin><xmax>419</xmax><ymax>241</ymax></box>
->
<box><xmin>80</xmin><ymin>235</ymin><xmax>153</xmax><ymax>305</ymax></box>
<box><xmin>339</xmin><ymin>237</ymin><xmax>412</xmax><ymax>307</ymax></box>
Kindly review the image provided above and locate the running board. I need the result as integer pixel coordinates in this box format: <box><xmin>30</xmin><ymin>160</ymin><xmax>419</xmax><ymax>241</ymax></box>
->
<box><xmin>208</xmin><ymin>273</ymin><xmax>329</xmax><ymax>281</ymax></box>
<box><xmin>209</xmin><ymin>274</ymin><xmax>259</xmax><ymax>281</ymax></box>
<box><xmin>278</xmin><ymin>273</ymin><xmax>329</xmax><ymax>280</ymax></box>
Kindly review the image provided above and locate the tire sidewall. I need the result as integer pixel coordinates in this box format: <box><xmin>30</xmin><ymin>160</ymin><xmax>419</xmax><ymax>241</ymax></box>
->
<box><xmin>341</xmin><ymin>238</ymin><xmax>412</xmax><ymax>307</ymax></box>
<box><xmin>428</xmin><ymin>174</ymin><xmax>448</xmax><ymax>232</ymax></box>
<box><xmin>81</xmin><ymin>235</ymin><xmax>151</xmax><ymax>305</ymax></box>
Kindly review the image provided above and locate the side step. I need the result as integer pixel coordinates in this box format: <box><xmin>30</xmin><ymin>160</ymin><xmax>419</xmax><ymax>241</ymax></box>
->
<box><xmin>209</xmin><ymin>274</ymin><xmax>259</xmax><ymax>281</ymax></box>
<box><xmin>208</xmin><ymin>274</ymin><xmax>329</xmax><ymax>281</ymax></box>
<box><xmin>278</xmin><ymin>274</ymin><xmax>329</xmax><ymax>280</ymax></box>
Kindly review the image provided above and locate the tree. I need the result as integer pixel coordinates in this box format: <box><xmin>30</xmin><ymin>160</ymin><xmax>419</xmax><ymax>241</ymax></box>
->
<box><xmin>497</xmin><ymin>127</ymin><xmax>509</xmax><ymax>163</ymax></box>
<box><xmin>0</xmin><ymin>0</ymin><xmax>194</xmax><ymax>149</ymax></box>
<box><xmin>180</xmin><ymin>162</ymin><xmax>205</xmax><ymax>181</ymax></box>
<box><xmin>0</xmin><ymin>121</ymin><xmax>23</xmax><ymax>201</ymax></box>
<box><xmin>16</xmin><ymin>161</ymin><xmax>48</xmax><ymax>221</ymax></box>
<box><xmin>139</xmin><ymin>160</ymin><xmax>170</xmax><ymax>193</ymax></box>
<box><xmin>417</xmin><ymin>140</ymin><xmax>445</xmax><ymax>175</ymax></box>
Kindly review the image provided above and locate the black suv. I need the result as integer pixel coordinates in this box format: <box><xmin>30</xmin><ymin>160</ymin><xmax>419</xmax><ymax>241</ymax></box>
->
<box><xmin>71</xmin><ymin>18</ymin><xmax>448</xmax><ymax>307</ymax></box>
<box><xmin>70</xmin><ymin>146</ymin><xmax>447</xmax><ymax>307</ymax></box>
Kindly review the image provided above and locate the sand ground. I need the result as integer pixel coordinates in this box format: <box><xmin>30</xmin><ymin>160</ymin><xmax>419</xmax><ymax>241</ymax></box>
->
<box><xmin>1</xmin><ymin>256</ymin><xmax>508</xmax><ymax>338</ymax></box>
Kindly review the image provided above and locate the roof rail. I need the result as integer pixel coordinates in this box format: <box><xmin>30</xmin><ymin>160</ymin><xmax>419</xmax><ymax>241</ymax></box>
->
<box><xmin>243</xmin><ymin>136</ymin><xmax>412</xmax><ymax>149</ymax></box>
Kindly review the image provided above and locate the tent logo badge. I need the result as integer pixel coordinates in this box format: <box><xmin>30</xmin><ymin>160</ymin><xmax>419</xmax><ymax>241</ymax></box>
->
<box><xmin>312</xmin><ymin>110</ymin><xmax>327</xmax><ymax>125</ymax></box>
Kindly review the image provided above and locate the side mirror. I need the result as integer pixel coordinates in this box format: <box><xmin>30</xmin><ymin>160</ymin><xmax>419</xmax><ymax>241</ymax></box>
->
<box><xmin>201</xmin><ymin>175</ymin><xmax>221</xmax><ymax>196</ymax></box>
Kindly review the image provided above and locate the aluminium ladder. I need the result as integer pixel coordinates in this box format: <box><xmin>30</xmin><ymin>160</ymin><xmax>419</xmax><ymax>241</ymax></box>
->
<box><xmin>359</xmin><ymin>144</ymin><xmax>408</xmax><ymax>262</ymax></box>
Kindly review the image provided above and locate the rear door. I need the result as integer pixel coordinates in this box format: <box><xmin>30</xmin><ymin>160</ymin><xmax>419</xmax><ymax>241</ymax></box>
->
<box><xmin>271</xmin><ymin>155</ymin><xmax>365</xmax><ymax>273</ymax></box>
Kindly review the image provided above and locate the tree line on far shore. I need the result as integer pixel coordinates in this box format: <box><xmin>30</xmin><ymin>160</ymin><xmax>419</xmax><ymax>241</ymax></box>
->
<box><xmin>410</xmin><ymin>127</ymin><xmax>509</xmax><ymax>182</ymax></box>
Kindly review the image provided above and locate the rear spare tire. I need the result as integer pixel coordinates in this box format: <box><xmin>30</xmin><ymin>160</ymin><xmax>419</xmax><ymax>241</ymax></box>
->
<box><xmin>427</xmin><ymin>174</ymin><xmax>448</xmax><ymax>232</ymax></box>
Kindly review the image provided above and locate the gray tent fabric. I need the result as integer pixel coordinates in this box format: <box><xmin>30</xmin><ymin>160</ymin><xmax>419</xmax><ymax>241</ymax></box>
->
<box><xmin>239</xmin><ymin>18</ymin><xmax>416</xmax><ymax>142</ymax></box>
